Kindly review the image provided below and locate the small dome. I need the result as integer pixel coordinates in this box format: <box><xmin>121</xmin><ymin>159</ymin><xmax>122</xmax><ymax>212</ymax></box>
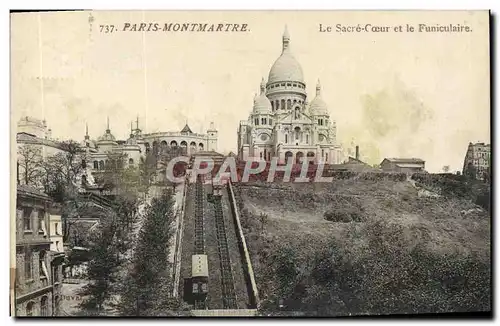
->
<box><xmin>98</xmin><ymin>129</ymin><xmax>116</xmax><ymax>142</ymax></box>
<box><xmin>97</xmin><ymin>118</ymin><xmax>117</xmax><ymax>143</ymax></box>
<box><xmin>268</xmin><ymin>27</ymin><xmax>304</xmax><ymax>84</ymax></box>
<box><xmin>309</xmin><ymin>80</ymin><xmax>328</xmax><ymax>116</ymax></box>
<box><xmin>253</xmin><ymin>78</ymin><xmax>272</xmax><ymax>113</ymax></box>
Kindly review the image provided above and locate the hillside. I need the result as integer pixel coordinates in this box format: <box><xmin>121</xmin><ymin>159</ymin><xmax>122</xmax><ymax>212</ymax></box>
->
<box><xmin>233</xmin><ymin>176</ymin><xmax>491</xmax><ymax>316</ymax></box>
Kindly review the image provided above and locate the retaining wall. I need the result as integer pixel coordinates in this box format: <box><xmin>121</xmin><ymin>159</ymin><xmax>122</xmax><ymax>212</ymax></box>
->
<box><xmin>227</xmin><ymin>181</ymin><xmax>260</xmax><ymax>308</ymax></box>
<box><xmin>172</xmin><ymin>177</ymin><xmax>189</xmax><ymax>298</ymax></box>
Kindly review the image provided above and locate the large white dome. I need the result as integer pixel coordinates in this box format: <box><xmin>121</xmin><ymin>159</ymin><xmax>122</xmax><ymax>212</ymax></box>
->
<box><xmin>268</xmin><ymin>51</ymin><xmax>304</xmax><ymax>84</ymax></box>
<box><xmin>267</xmin><ymin>27</ymin><xmax>304</xmax><ymax>84</ymax></box>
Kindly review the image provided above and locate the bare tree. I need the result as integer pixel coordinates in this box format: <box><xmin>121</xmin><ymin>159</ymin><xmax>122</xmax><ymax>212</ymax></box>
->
<box><xmin>40</xmin><ymin>140</ymin><xmax>90</xmax><ymax>243</ymax></box>
<box><xmin>17</xmin><ymin>144</ymin><xmax>43</xmax><ymax>187</ymax></box>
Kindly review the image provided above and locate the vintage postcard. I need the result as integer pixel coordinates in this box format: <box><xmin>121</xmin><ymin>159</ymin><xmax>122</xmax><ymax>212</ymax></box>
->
<box><xmin>10</xmin><ymin>10</ymin><xmax>491</xmax><ymax>317</ymax></box>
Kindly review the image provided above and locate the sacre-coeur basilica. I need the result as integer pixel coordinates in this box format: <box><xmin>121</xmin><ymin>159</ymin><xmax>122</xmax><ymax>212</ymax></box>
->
<box><xmin>237</xmin><ymin>26</ymin><xmax>343</xmax><ymax>164</ymax></box>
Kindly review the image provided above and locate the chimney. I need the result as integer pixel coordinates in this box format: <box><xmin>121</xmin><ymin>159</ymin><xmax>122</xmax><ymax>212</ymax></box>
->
<box><xmin>355</xmin><ymin>145</ymin><xmax>359</xmax><ymax>160</ymax></box>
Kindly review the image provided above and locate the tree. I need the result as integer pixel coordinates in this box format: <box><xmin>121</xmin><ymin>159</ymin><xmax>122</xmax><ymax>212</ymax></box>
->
<box><xmin>40</xmin><ymin>140</ymin><xmax>89</xmax><ymax>243</ymax></box>
<box><xmin>78</xmin><ymin>209</ymin><xmax>121</xmax><ymax>316</ymax></box>
<box><xmin>17</xmin><ymin>144</ymin><xmax>43</xmax><ymax>187</ymax></box>
<box><xmin>117</xmin><ymin>188</ymin><xmax>181</xmax><ymax>316</ymax></box>
<box><xmin>138</xmin><ymin>152</ymin><xmax>158</xmax><ymax>193</ymax></box>
<box><xmin>442</xmin><ymin>165</ymin><xmax>450</xmax><ymax>173</ymax></box>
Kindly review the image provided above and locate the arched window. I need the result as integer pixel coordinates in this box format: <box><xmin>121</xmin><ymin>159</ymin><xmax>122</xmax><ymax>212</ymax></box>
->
<box><xmin>199</xmin><ymin>143</ymin><xmax>204</xmax><ymax>151</ymax></box>
<box><xmin>26</xmin><ymin>301</ymin><xmax>34</xmax><ymax>316</ymax></box>
<box><xmin>41</xmin><ymin>296</ymin><xmax>49</xmax><ymax>316</ymax></box>
<box><xmin>24</xmin><ymin>249</ymin><xmax>32</xmax><ymax>280</ymax></box>
<box><xmin>55</xmin><ymin>223</ymin><xmax>60</xmax><ymax>235</ymax></box>
<box><xmin>170</xmin><ymin>140</ymin><xmax>178</xmax><ymax>147</ymax></box>
<box><xmin>271</xmin><ymin>101</ymin><xmax>274</xmax><ymax>111</ymax></box>
<box><xmin>281</xmin><ymin>99</ymin><xmax>285</xmax><ymax>110</ymax></box>
<box><xmin>39</xmin><ymin>250</ymin><xmax>48</xmax><ymax>279</ymax></box>
<box><xmin>276</xmin><ymin>100</ymin><xmax>280</xmax><ymax>110</ymax></box>
<box><xmin>129</xmin><ymin>158</ymin><xmax>134</xmax><ymax>166</ymax></box>
<box><xmin>81</xmin><ymin>175</ymin><xmax>87</xmax><ymax>186</ymax></box>
<box><xmin>93</xmin><ymin>161</ymin><xmax>98</xmax><ymax>170</ymax></box>
<box><xmin>287</xmin><ymin>99</ymin><xmax>291</xmax><ymax>110</ymax></box>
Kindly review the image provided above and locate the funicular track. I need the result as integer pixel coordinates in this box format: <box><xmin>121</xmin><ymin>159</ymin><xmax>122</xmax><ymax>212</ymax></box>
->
<box><xmin>211</xmin><ymin>182</ymin><xmax>238</xmax><ymax>309</ymax></box>
<box><xmin>193</xmin><ymin>175</ymin><xmax>207</xmax><ymax>310</ymax></box>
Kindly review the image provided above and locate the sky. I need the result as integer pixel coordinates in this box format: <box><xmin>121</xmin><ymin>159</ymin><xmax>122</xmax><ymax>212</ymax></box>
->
<box><xmin>10</xmin><ymin>10</ymin><xmax>490</xmax><ymax>173</ymax></box>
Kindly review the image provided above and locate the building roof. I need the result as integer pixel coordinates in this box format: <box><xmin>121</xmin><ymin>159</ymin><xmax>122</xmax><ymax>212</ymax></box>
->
<box><xmin>383</xmin><ymin>158</ymin><xmax>425</xmax><ymax>164</ymax></box>
<box><xmin>395</xmin><ymin>163</ymin><xmax>425</xmax><ymax>168</ymax></box>
<box><xmin>347</xmin><ymin>156</ymin><xmax>370</xmax><ymax>166</ymax></box>
<box><xmin>17</xmin><ymin>184</ymin><xmax>52</xmax><ymax>201</ymax></box>
<box><xmin>180</xmin><ymin>124</ymin><xmax>194</xmax><ymax>134</ymax></box>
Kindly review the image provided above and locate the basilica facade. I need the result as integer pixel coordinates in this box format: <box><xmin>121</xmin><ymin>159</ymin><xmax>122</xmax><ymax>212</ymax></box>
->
<box><xmin>237</xmin><ymin>27</ymin><xmax>342</xmax><ymax>164</ymax></box>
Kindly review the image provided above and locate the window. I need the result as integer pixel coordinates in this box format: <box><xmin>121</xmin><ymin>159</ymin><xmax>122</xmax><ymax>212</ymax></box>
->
<box><xmin>55</xmin><ymin>223</ymin><xmax>60</xmax><ymax>235</ymax></box>
<box><xmin>41</xmin><ymin>296</ymin><xmax>49</xmax><ymax>316</ymax></box>
<box><xmin>81</xmin><ymin>159</ymin><xmax>86</xmax><ymax>169</ymax></box>
<box><xmin>93</xmin><ymin>161</ymin><xmax>98</xmax><ymax>169</ymax></box>
<box><xmin>39</xmin><ymin>251</ymin><xmax>49</xmax><ymax>279</ymax></box>
<box><xmin>38</xmin><ymin>210</ymin><xmax>46</xmax><ymax>234</ymax></box>
<box><xmin>269</xmin><ymin>119</ymin><xmax>273</xmax><ymax>125</ymax></box>
<box><xmin>287</xmin><ymin>99</ymin><xmax>291</xmax><ymax>109</ymax></box>
<box><xmin>285</xmin><ymin>134</ymin><xmax>288</xmax><ymax>143</ymax></box>
<box><xmin>260</xmin><ymin>152</ymin><xmax>263</xmax><ymax>159</ymax></box>
<box><xmin>306</xmin><ymin>134</ymin><xmax>309</xmax><ymax>144</ymax></box>
<box><xmin>24</xmin><ymin>249</ymin><xmax>32</xmax><ymax>280</ymax></box>
<box><xmin>56</xmin><ymin>241</ymin><xmax>60</xmax><ymax>251</ymax></box>
<box><xmin>261</xmin><ymin>118</ymin><xmax>264</xmax><ymax>125</ymax></box>
<box><xmin>26</xmin><ymin>301</ymin><xmax>34</xmax><ymax>317</ymax></box>
<box><xmin>23</xmin><ymin>208</ymin><xmax>33</xmax><ymax>231</ymax></box>
<box><xmin>129</xmin><ymin>158</ymin><xmax>134</xmax><ymax>166</ymax></box>
<box><xmin>254</xmin><ymin>118</ymin><xmax>259</xmax><ymax>125</ymax></box>
<box><xmin>326</xmin><ymin>153</ymin><xmax>329</xmax><ymax>162</ymax></box>
<box><xmin>99</xmin><ymin>160</ymin><xmax>104</xmax><ymax>170</ymax></box>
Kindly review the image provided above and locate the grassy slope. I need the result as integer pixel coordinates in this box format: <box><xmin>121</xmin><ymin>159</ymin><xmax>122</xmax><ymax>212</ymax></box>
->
<box><xmin>235</xmin><ymin>178</ymin><xmax>490</xmax><ymax>316</ymax></box>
